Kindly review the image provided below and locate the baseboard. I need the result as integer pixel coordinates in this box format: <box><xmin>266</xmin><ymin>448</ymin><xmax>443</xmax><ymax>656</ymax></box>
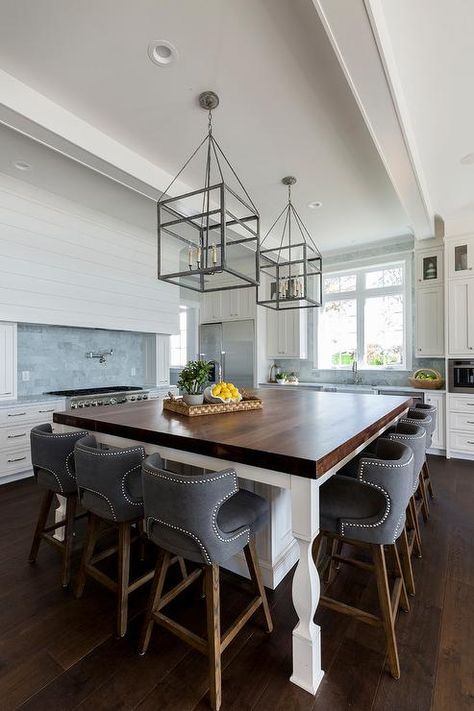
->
<box><xmin>0</xmin><ymin>470</ymin><xmax>34</xmax><ymax>486</ymax></box>
<box><xmin>221</xmin><ymin>538</ymin><xmax>299</xmax><ymax>590</ymax></box>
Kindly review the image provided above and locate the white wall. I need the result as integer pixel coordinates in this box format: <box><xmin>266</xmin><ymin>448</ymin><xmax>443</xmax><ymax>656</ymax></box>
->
<box><xmin>0</xmin><ymin>173</ymin><xmax>179</xmax><ymax>333</ymax></box>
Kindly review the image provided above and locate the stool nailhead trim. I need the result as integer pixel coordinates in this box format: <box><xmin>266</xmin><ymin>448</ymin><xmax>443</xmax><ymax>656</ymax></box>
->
<box><xmin>147</xmin><ymin>515</ymin><xmax>211</xmax><ymax>565</ymax></box>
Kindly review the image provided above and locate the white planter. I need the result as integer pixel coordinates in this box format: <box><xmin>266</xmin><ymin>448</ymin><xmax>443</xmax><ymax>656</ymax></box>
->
<box><xmin>183</xmin><ymin>393</ymin><xmax>204</xmax><ymax>406</ymax></box>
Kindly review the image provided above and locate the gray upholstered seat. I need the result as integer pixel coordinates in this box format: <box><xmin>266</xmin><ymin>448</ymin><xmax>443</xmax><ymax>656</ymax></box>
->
<box><xmin>29</xmin><ymin>423</ymin><xmax>89</xmax><ymax>587</ymax></box>
<box><xmin>30</xmin><ymin>423</ymin><xmax>88</xmax><ymax>495</ymax></box>
<box><xmin>400</xmin><ymin>408</ymin><xmax>433</xmax><ymax>449</ymax></box>
<box><xmin>141</xmin><ymin>453</ymin><xmax>269</xmax><ymax>565</ymax></box>
<box><xmin>74</xmin><ymin>435</ymin><xmax>145</xmax><ymax>522</ymax></box>
<box><xmin>320</xmin><ymin>475</ymin><xmax>387</xmax><ymax>533</ymax></box>
<box><xmin>384</xmin><ymin>422</ymin><xmax>426</xmax><ymax>493</ymax></box>
<box><xmin>414</xmin><ymin>402</ymin><xmax>437</xmax><ymax>434</ymax></box>
<box><xmin>319</xmin><ymin>438</ymin><xmax>414</xmax><ymax>545</ymax></box>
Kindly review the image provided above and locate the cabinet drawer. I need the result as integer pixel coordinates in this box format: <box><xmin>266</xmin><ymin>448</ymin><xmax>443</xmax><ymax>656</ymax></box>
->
<box><xmin>449</xmin><ymin>395</ymin><xmax>474</xmax><ymax>412</ymax></box>
<box><xmin>449</xmin><ymin>412</ymin><xmax>474</xmax><ymax>432</ymax></box>
<box><xmin>0</xmin><ymin>447</ymin><xmax>31</xmax><ymax>477</ymax></box>
<box><xmin>0</xmin><ymin>424</ymin><xmax>31</xmax><ymax>449</ymax></box>
<box><xmin>449</xmin><ymin>432</ymin><xmax>474</xmax><ymax>453</ymax></box>
<box><xmin>0</xmin><ymin>401</ymin><xmax>63</xmax><ymax>427</ymax></box>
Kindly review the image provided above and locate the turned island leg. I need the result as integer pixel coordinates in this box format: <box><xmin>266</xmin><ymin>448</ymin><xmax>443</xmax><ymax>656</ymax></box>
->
<box><xmin>289</xmin><ymin>475</ymin><xmax>324</xmax><ymax>695</ymax></box>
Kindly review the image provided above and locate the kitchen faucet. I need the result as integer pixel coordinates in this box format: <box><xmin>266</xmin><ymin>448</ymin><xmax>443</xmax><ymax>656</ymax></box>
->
<box><xmin>352</xmin><ymin>358</ymin><xmax>361</xmax><ymax>384</ymax></box>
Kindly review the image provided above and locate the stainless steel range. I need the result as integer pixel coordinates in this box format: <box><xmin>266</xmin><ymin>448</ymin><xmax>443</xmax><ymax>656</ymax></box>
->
<box><xmin>44</xmin><ymin>386</ymin><xmax>150</xmax><ymax>409</ymax></box>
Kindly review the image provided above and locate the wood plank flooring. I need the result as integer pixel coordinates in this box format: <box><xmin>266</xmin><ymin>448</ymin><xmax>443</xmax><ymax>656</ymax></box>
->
<box><xmin>0</xmin><ymin>455</ymin><xmax>472</xmax><ymax>710</ymax></box>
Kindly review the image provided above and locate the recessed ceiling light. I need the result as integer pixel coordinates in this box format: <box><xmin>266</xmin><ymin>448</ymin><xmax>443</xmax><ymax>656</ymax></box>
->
<box><xmin>147</xmin><ymin>40</ymin><xmax>178</xmax><ymax>67</ymax></box>
<box><xmin>308</xmin><ymin>200</ymin><xmax>322</xmax><ymax>209</ymax></box>
<box><xmin>460</xmin><ymin>152</ymin><xmax>474</xmax><ymax>165</ymax></box>
<box><xmin>13</xmin><ymin>159</ymin><xmax>31</xmax><ymax>171</ymax></box>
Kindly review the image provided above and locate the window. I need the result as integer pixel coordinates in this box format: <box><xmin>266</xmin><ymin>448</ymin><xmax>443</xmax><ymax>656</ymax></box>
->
<box><xmin>317</xmin><ymin>260</ymin><xmax>409</xmax><ymax>370</ymax></box>
<box><xmin>170</xmin><ymin>307</ymin><xmax>188</xmax><ymax>366</ymax></box>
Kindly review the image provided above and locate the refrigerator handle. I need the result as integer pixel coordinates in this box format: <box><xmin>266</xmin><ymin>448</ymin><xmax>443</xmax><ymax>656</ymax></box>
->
<box><xmin>221</xmin><ymin>351</ymin><xmax>226</xmax><ymax>382</ymax></box>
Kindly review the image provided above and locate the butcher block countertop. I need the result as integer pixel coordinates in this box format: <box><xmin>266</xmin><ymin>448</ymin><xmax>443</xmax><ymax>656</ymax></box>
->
<box><xmin>53</xmin><ymin>389</ymin><xmax>412</xmax><ymax>479</ymax></box>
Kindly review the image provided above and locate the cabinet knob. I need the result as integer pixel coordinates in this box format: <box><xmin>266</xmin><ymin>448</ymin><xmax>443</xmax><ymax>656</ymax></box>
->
<box><xmin>417</xmin><ymin>348</ymin><xmax>421</xmax><ymax>351</ymax></box>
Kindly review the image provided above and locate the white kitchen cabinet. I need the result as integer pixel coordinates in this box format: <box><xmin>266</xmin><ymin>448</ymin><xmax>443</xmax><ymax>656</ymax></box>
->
<box><xmin>266</xmin><ymin>310</ymin><xmax>307</xmax><ymax>359</ymax></box>
<box><xmin>0</xmin><ymin>398</ymin><xmax>64</xmax><ymax>484</ymax></box>
<box><xmin>415</xmin><ymin>287</ymin><xmax>444</xmax><ymax>357</ymax></box>
<box><xmin>201</xmin><ymin>288</ymin><xmax>255</xmax><ymax>323</ymax></box>
<box><xmin>156</xmin><ymin>334</ymin><xmax>170</xmax><ymax>387</ymax></box>
<box><xmin>424</xmin><ymin>392</ymin><xmax>445</xmax><ymax>451</ymax></box>
<box><xmin>447</xmin><ymin>236</ymin><xmax>474</xmax><ymax>278</ymax></box>
<box><xmin>0</xmin><ymin>322</ymin><xmax>16</xmax><ymax>401</ymax></box>
<box><xmin>416</xmin><ymin>248</ymin><xmax>443</xmax><ymax>287</ymax></box>
<box><xmin>447</xmin><ymin>392</ymin><xmax>474</xmax><ymax>459</ymax></box>
<box><xmin>448</xmin><ymin>278</ymin><xmax>474</xmax><ymax>355</ymax></box>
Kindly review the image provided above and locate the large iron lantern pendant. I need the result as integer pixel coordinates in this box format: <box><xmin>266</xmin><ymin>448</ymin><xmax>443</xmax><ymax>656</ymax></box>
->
<box><xmin>257</xmin><ymin>177</ymin><xmax>322</xmax><ymax>310</ymax></box>
<box><xmin>157</xmin><ymin>91</ymin><xmax>260</xmax><ymax>293</ymax></box>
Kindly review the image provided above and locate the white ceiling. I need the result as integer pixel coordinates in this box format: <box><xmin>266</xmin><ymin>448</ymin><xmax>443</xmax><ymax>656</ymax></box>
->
<box><xmin>373</xmin><ymin>0</ymin><xmax>474</xmax><ymax>236</ymax></box>
<box><xmin>0</xmin><ymin>0</ymin><xmax>410</xmax><ymax>250</ymax></box>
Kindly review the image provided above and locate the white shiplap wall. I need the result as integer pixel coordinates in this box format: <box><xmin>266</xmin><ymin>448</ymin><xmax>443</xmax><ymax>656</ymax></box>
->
<box><xmin>0</xmin><ymin>174</ymin><xmax>179</xmax><ymax>334</ymax></box>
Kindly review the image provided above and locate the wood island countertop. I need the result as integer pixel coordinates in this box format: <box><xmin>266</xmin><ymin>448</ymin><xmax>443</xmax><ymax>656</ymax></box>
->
<box><xmin>53</xmin><ymin>389</ymin><xmax>412</xmax><ymax>479</ymax></box>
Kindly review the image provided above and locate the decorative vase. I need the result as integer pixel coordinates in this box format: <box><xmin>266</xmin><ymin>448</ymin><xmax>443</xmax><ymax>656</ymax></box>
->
<box><xmin>183</xmin><ymin>393</ymin><xmax>204</xmax><ymax>406</ymax></box>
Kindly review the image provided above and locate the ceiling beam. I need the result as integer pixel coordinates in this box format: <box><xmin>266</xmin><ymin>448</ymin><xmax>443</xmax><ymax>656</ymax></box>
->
<box><xmin>0</xmin><ymin>69</ymin><xmax>192</xmax><ymax>201</ymax></box>
<box><xmin>312</xmin><ymin>0</ymin><xmax>434</xmax><ymax>239</ymax></box>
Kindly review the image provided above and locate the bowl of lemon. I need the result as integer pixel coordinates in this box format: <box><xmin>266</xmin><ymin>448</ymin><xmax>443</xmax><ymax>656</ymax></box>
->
<box><xmin>204</xmin><ymin>382</ymin><xmax>242</xmax><ymax>404</ymax></box>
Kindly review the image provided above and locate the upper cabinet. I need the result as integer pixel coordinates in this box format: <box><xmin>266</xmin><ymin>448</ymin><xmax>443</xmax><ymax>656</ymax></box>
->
<box><xmin>414</xmin><ymin>243</ymin><xmax>445</xmax><ymax>358</ymax></box>
<box><xmin>416</xmin><ymin>287</ymin><xmax>444</xmax><ymax>357</ymax></box>
<box><xmin>448</xmin><ymin>278</ymin><xmax>474</xmax><ymax>355</ymax></box>
<box><xmin>447</xmin><ymin>236</ymin><xmax>474</xmax><ymax>278</ymax></box>
<box><xmin>0</xmin><ymin>322</ymin><xmax>17</xmax><ymax>401</ymax></box>
<box><xmin>201</xmin><ymin>288</ymin><xmax>256</xmax><ymax>324</ymax></box>
<box><xmin>267</xmin><ymin>310</ymin><xmax>307</xmax><ymax>359</ymax></box>
<box><xmin>416</xmin><ymin>248</ymin><xmax>443</xmax><ymax>287</ymax></box>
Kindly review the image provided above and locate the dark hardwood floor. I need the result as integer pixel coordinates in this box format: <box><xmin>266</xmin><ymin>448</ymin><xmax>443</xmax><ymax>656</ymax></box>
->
<box><xmin>0</xmin><ymin>455</ymin><xmax>472</xmax><ymax>710</ymax></box>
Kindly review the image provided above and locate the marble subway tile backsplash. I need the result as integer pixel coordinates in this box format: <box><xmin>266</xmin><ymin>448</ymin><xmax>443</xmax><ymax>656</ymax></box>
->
<box><xmin>17</xmin><ymin>324</ymin><xmax>147</xmax><ymax>396</ymax></box>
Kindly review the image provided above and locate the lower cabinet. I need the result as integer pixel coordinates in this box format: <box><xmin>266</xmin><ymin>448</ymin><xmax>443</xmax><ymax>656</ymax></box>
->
<box><xmin>0</xmin><ymin>399</ymin><xmax>65</xmax><ymax>484</ymax></box>
<box><xmin>447</xmin><ymin>392</ymin><xmax>474</xmax><ymax>458</ymax></box>
<box><xmin>424</xmin><ymin>392</ymin><xmax>445</xmax><ymax>451</ymax></box>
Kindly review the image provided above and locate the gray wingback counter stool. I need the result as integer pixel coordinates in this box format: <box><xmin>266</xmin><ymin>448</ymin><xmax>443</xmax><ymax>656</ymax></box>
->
<box><xmin>313</xmin><ymin>438</ymin><xmax>414</xmax><ymax>680</ymax></box>
<box><xmin>73</xmin><ymin>435</ymin><xmax>160</xmax><ymax>638</ymax></box>
<box><xmin>29</xmin><ymin>423</ymin><xmax>88</xmax><ymax>587</ymax></box>
<box><xmin>384</xmin><ymin>421</ymin><xmax>427</xmax><ymax>591</ymax></box>
<box><xmin>414</xmin><ymin>402</ymin><xmax>437</xmax><ymax>498</ymax></box>
<box><xmin>401</xmin><ymin>408</ymin><xmax>434</xmax><ymax>522</ymax></box>
<box><xmin>138</xmin><ymin>453</ymin><xmax>273</xmax><ymax>711</ymax></box>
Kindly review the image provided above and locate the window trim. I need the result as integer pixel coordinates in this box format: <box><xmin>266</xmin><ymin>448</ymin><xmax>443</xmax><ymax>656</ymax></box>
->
<box><xmin>313</xmin><ymin>254</ymin><xmax>412</xmax><ymax>372</ymax></box>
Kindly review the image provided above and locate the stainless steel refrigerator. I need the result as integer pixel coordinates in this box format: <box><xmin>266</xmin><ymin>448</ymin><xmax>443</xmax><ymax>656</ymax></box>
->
<box><xmin>199</xmin><ymin>320</ymin><xmax>255</xmax><ymax>388</ymax></box>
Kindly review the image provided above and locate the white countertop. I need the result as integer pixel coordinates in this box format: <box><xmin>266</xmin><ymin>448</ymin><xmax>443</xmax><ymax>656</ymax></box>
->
<box><xmin>259</xmin><ymin>382</ymin><xmax>445</xmax><ymax>394</ymax></box>
<box><xmin>0</xmin><ymin>394</ymin><xmax>66</xmax><ymax>409</ymax></box>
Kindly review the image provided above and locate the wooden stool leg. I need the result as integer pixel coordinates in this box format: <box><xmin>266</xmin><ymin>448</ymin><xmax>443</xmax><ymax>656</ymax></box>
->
<box><xmin>138</xmin><ymin>549</ymin><xmax>170</xmax><ymax>655</ymax></box>
<box><xmin>75</xmin><ymin>513</ymin><xmax>99</xmax><ymax>598</ymax></box>
<box><xmin>137</xmin><ymin>519</ymin><xmax>146</xmax><ymax>562</ymax></box>
<box><xmin>61</xmin><ymin>495</ymin><xmax>77</xmax><ymax>588</ymax></box>
<box><xmin>398</xmin><ymin>527</ymin><xmax>416</xmax><ymax>596</ymax></box>
<box><xmin>205</xmin><ymin>564</ymin><xmax>221</xmax><ymax>711</ymax></box>
<box><xmin>28</xmin><ymin>489</ymin><xmax>54</xmax><ymax>563</ymax></box>
<box><xmin>418</xmin><ymin>474</ymin><xmax>430</xmax><ymax>522</ymax></box>
<box><xmin>244</xmin><ymin>539</ymin><xmax>273</xmax><ymax>633</ymax></box>
<box><xmin>178</xmin><ymin>556</ymin><xmax>188</xmax><ymax>580</ymax></box>
<box><xmin>408</xmin><ymin>496</ymin><xmax>423</xmax><ymax>558</ymax></box>
<box><xmin>391</xmin><ymin>543</ymin><xmax>410</xmax><ymax>613</ymax></box>
<box><xmin>373</xmin><ymin>544</ymin><xmax>400</xmax><ymax>680</ymax></box>
<box><xmin>117</xmin><ymin>522</ymin><xmax>131</xmax><ymax>638</ymax></box>
<box><xmin>423</xmin><ymin>460</ymin><xmax>435</xmax><ymax>499</ymax></box>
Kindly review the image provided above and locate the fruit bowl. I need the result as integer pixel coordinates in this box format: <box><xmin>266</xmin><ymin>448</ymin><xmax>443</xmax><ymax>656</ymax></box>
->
<box><xmin>204</xmin><ymin>386</ymin><xmax>242</xmax><ymax>404</ymax></box>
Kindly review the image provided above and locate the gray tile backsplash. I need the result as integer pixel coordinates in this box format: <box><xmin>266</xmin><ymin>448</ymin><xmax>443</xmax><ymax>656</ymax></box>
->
<box><xmin>17</xmin><ymin>324</ymin><xmax>147</xmax><ymax>395</ymax></box>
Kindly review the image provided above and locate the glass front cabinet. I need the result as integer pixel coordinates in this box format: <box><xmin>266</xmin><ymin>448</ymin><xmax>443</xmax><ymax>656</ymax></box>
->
<box><xmin>416</xmin><ymin>248</ymin><xmax>443</xmax><ymax>286</ymax></box>
<box><xmin>447</xmin><ymin>237</ymin><xmax>474</xmax><ymax>278</ymax></box>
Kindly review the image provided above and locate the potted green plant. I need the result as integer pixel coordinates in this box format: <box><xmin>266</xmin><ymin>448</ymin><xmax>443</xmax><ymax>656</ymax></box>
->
<box><xmin>177</xmin><ymin>359</ymin><xmax>213</xmax><ymax>405</ymax></box>
<box><xmin>275</xmin><ymin>371</ymin><xmax>287</xmax><ymax>385</ymax></box>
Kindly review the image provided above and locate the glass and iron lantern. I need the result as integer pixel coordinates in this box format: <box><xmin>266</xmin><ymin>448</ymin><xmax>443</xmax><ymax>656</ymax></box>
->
<box><xmin>257</xmin><ymin>177</ymin><xmax>322</xmax><ymax>310</ymax></box>
<box><xmin>157</xmin><ymin>91</ymin><xmax>260</xmax><ymax>293</ymax></box>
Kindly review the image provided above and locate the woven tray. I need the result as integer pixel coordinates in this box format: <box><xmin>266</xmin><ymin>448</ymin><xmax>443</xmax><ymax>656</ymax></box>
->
<box><xmin>163</xmin><ymin>396</ymin><xmax>263</xmax><ymax>417</ymax></box>
<box><xmin>408</xmin><ymin>368</ymin><xmax>444</xmax><ymax>390</ymax></box>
